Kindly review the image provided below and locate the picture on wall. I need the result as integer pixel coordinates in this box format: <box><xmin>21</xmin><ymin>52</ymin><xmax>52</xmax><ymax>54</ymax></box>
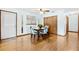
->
<box><xmin>26</xmin><ymin>15</ymin><xmax>36</xmax><ymax>25</ymax></box>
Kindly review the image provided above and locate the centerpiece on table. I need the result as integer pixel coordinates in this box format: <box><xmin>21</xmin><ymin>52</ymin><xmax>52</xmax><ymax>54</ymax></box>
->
<box><xmin>38</xmin><ymin>24</ymin><xmax>43</xmax><ymax>29</ymax></box>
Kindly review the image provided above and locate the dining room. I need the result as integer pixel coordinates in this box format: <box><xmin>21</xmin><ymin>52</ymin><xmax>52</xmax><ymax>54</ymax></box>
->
<box><xmin>0</xmin><ymin>8</ymin><xmax>79</xmax><ymax>51</ymax></box>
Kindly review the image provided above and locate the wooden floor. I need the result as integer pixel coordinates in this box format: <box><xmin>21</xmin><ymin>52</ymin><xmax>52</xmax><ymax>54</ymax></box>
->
<box><xmin>0</xmin><ymin>32</ymin><xmax>79</xmax><ymax>51</ymax></box>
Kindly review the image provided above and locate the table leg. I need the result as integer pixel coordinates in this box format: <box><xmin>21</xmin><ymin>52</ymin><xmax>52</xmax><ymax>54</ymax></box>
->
<box><xmin>37</xmin><ymin>31</ymin><xmax>39</xmax><ymax>40</ymax></box>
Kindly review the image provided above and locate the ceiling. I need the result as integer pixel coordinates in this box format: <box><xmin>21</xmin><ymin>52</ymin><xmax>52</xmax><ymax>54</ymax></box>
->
<box><xmin>1</xmin><ymin>8</ymin><xmax>79</xmax><ymax>15</ymax></box>
<box><xmin>22</xmin><ymin>8</ymin><xmax>79</xmax><ymax>14</ymax></box>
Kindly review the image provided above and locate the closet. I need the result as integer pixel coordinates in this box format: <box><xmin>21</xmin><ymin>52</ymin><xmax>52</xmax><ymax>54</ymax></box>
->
<box><xmin>0</xmin><ymin>10</ymin><xmax>17</xmax><ymax>39</ymax></box>
<box><xmin>44</xmin><ymin>16</ymin><xmax>57</xmax><ymax>34</ymax></box>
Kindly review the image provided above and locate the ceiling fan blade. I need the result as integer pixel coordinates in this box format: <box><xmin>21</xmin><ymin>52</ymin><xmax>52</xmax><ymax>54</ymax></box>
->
<box><xmin>44</xmin><ymin>10</ymin><xmax>50</xmax><ymax>12</ymax></box>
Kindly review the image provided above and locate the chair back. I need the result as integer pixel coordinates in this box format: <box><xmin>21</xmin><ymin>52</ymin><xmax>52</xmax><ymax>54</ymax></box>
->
<box><xmin>44</xmin><ymin>26</ymin><xmax>48</xmax><ymax>34</ymax></box>
<box><xmin>30</xmin><ymin>26</ymin><xmax>37</xmax><ymax>34</ymax></box>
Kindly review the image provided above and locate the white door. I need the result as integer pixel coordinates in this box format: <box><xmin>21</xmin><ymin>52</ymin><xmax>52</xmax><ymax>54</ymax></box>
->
<box><xmin>68</xmin><ymin>15</ymin><xmax>78</xmax><ymax>32</ymax></box>
<box><xmin>1</xmin><ymin>11</ymin><xmax>16</xmax><ymax>39</ymax></box>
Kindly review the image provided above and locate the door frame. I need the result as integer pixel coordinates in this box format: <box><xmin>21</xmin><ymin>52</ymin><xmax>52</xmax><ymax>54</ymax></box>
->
<box><xmin>66</xmin><ymin>16</ymin><xmax>69</xmax><ymax>35</ymax></box>
<box><xmin>78</xmin><ymin>14</ymin><xmax>79</xmax><ymax>33</ymax></box>
<box><xmin>0</xmin><ymin>10</ymin><xmax>17</xmax><ymax>40</ymax></box>
<box><xmin>66</xmin><ymin>15</ymin><xmax>79</xmax><ymax>35</ymax></box>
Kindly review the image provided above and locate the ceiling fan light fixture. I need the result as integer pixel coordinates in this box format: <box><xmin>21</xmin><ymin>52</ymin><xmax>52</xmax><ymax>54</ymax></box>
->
<box><xmin>40</xmin><ymin>8</ymin><xmax>50</xmax><ymax>12</ymax></box>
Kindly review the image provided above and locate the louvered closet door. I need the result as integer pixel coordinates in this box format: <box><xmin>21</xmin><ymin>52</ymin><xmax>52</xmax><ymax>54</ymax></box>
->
<box><xmin>1</xmin><ymin>11</ymin><xmax>16</xmax><ymax>39</ymax></box>
<box><xmin>44</xmin><ymin>16</ymin><xmax>57</xmax><ymax>34</ymax></box>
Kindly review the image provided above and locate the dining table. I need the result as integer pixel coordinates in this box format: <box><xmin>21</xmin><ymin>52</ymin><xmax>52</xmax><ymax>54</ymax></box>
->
<box><xmin>34</xmin><ymin>27</ymin><xmax>45</xmax><ymax>40</ymax></box>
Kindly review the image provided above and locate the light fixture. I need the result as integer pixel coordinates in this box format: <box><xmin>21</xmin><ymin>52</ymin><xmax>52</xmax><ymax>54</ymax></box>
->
<box><xmin>39</xmin><ymin>8</ymin><xmax>50</xmax><ymax>14</ymax></box>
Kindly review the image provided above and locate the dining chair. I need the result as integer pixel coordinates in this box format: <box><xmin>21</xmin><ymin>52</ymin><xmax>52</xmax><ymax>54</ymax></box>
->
<box><xmin>30</xmin><ymin>26</ymin><xmax>37</xmax><ymax>39</ymax></box>
<box><xmin>39</xmin><ymin>26</ymin><xmax>49</xmax><ymax>38</ymax></box>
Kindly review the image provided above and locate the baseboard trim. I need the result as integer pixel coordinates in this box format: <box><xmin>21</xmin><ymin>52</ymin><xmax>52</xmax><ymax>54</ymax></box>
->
<box><xmin>0</xmin><ymin>34</ymin><xmax>31</xmax><ymax>40</ymax></box>
<box><xmin>1</xmin><ymin>36</ymin><xmax>16</xmax><ymax>40</ymax></box>
<box><xmin>17</xmin><ymin>33</ymin><xmax>31</xmax><ymax>37</ymax></box>
<box><xmin>68</xmin><ymin>31</ymin><xmax>78</xmax><ymax>33</ymax></box>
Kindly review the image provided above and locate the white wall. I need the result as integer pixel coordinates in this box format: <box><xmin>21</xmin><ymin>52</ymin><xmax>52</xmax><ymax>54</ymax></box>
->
<box><xmin>57</xmin><ymin>14</ymin><xmax>66</xmax><ymax>36</ymax></box>
<box><xmin>37</xmin><ymin>14</ymin><xmax>44</xmax><ymax>25</ymax></box>
<box><xmin>1</xmin><ymin>8</ymin><xmax>42</xmax><ymax>36</ymax></box>
<box><xmin>22</xmin><ymin>12</ymin><xmax>39</xmax><ymax>34</ymax></box>
<box><xmin>68</xmin><ymin>14</ymin><xmax>78</xmax><ymax>32</ymax></box>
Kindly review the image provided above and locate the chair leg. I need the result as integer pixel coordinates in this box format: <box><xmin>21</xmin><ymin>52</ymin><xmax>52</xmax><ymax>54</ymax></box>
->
<box><xmin>33</xmin><ymin>34</ymin><xmax>36</xmax><ymax>40</ymax></box>
<box><xmin>31</xmin><ymin>34</ymin><xmax>32</xmax><ymax>38</ymax></box>
<box><xmin>31</xmin><ymin>34</ymin><xmax>32</xmax><ymax>42</ymax></box>
<box><xmin>41</xmin><ymin>34</ymin><xmax>44</xmax><ymax>39</ymax></box>
<box><xmin>42</xmin><ymin>34</ymin><xmax>43</xmax><ymax>37</ymax></box>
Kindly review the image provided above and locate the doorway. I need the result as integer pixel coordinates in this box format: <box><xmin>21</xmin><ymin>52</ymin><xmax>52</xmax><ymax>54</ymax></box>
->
<box><xmin>66</xmin><ymin>14</ymin><xmax>79</xmax><ymax>35</ymax></box>
<box><xmin>1</xmin><ymin>10</ymin><xmax>17</xmax><ymax>39</ymax></box>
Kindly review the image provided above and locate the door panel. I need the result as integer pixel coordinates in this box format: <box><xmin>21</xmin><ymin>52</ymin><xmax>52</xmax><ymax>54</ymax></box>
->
<box><xmin>44</xmin><ymin>16</ymin><xmax>57</xmax><ymax>34</ymax></box>
<box><xmin>1</xmin><ymin>11</ymin><xmax>16</xmax><ymax>39</ymax></box>
<box><xmin>70</xmin><ymin>15</ymin><xmax>78</xmax><ymax>32</ymax></box>
<box><xmin>67</xmin><ymin>15</ymin><xmax>78</xmax><ymax>33</ymax></box>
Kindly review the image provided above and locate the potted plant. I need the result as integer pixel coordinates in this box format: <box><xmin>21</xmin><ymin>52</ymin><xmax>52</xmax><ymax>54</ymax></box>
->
<box><xmin>38</xmin><ymin>24</ymin><xmax>43</xmax><ymax>29</ymax></box>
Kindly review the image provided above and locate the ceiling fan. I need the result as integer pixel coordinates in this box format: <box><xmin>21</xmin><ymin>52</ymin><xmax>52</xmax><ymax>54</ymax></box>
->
<box><xmin>39</xmin><ymin>8</ymin><xmax>50</xmax><ymax>14</ymax></box>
